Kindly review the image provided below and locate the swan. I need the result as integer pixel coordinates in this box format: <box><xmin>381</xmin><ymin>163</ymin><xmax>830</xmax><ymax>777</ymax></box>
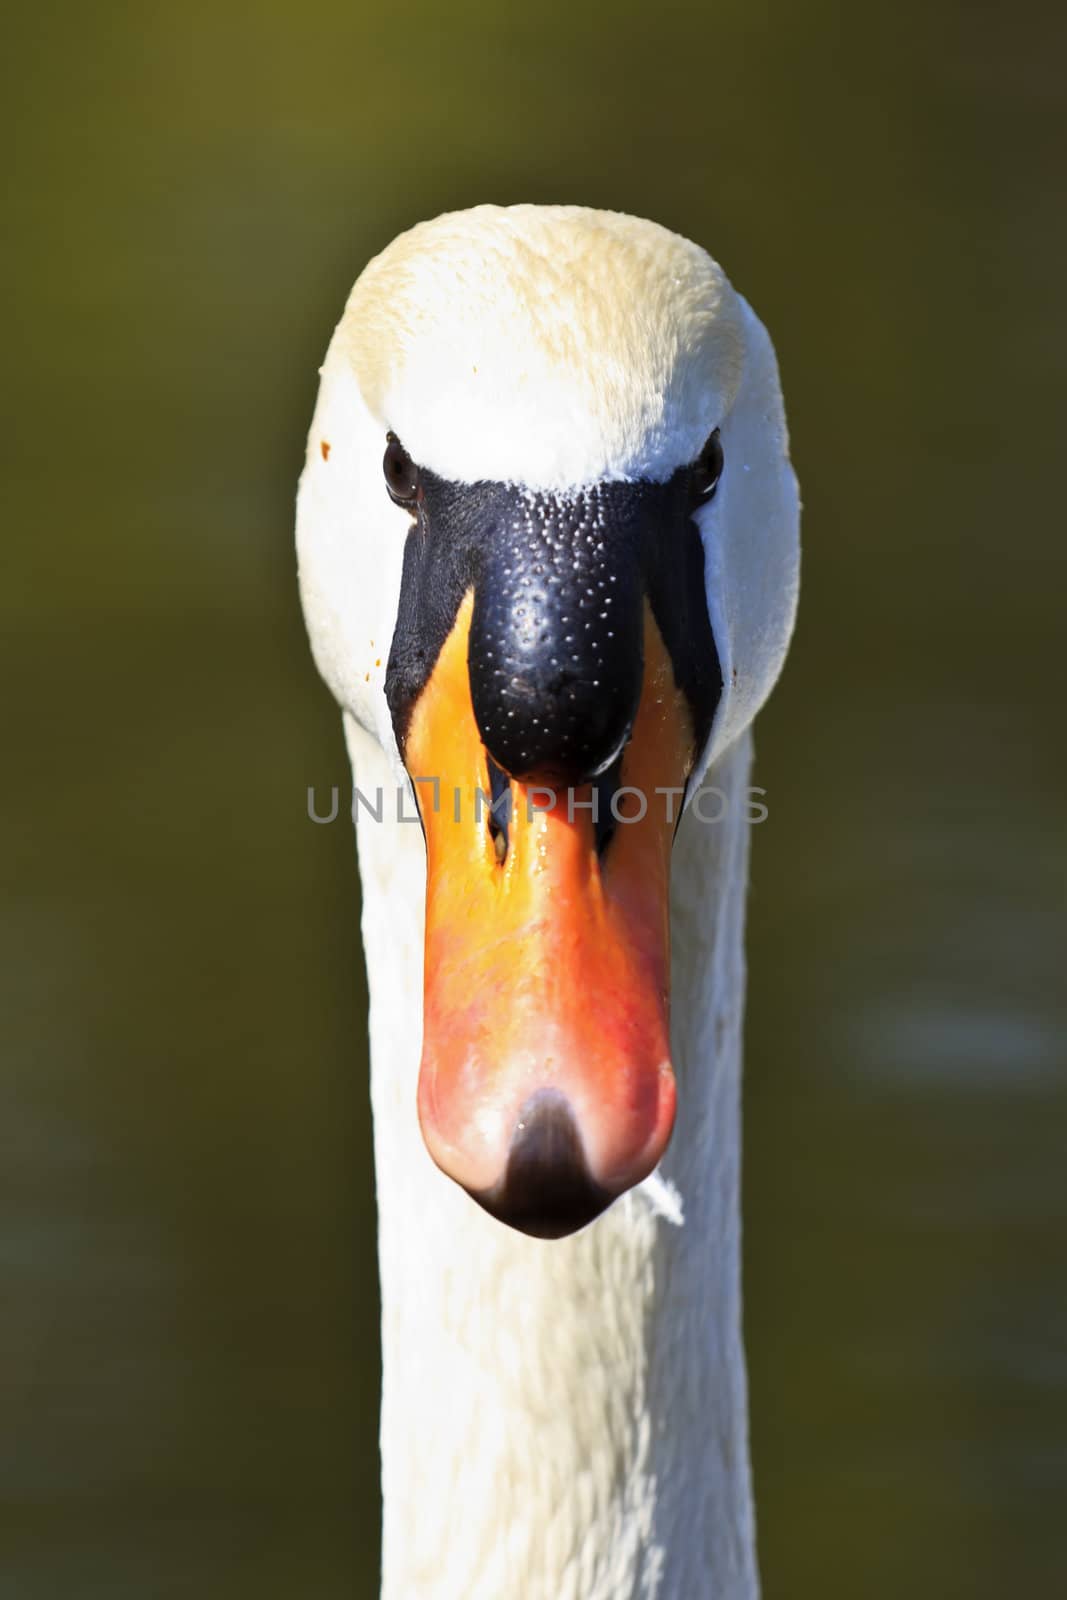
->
<box><xmin>296</xmin><ymin>204</ymin><xmax>799</xmax><ymax>1599</ymax></box>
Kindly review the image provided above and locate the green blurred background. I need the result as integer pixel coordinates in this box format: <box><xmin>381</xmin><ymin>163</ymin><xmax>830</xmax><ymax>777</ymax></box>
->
<box><xmin>3</xmin><ymin>1</ymin><xmax>1065</xmax><ymax>1595</ymax></box>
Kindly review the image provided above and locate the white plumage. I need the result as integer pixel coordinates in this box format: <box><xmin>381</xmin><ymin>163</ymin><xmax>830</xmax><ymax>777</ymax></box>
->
<box><xmin>298</xmin><ymin>204</ymin><xmax>799</xmax><ymax>1598</ymax></box>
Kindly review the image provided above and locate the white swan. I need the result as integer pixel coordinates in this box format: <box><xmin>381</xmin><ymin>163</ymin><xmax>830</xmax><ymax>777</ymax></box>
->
<box><xmin>297</xmin><ymin>205</ymin><xmax>799</xmax><ymax>1599</ymax></box>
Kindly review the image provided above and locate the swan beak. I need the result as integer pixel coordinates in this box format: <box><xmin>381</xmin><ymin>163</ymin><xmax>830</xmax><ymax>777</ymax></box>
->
<box><xmin>404</xmin><ymin>593</ymin><xmax>693</xmax><ymax>1238</ymax></box>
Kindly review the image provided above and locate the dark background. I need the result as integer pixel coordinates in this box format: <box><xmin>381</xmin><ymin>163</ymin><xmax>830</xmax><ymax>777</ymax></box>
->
<box><xmin>3</xmin><ymin>2</ymin><xmax>1065</xmax><ymax>1594</ymax></box>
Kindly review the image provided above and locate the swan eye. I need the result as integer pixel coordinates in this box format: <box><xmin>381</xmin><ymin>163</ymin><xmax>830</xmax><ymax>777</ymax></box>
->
<box><xmin>690</xmin><ymin>428</ymin><xmax>724</xmax><ymax>505</ymax></box>
<box><xmin>384</xmin><ymin>432</ymin><xmax>421</xmax><ymax>508</ymax></box>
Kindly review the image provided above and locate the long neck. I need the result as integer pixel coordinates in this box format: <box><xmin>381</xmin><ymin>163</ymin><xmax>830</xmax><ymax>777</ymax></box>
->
<box><xmin>346</xmin><ymin>716</ymin><xmax>758</xmax><ymax>1600</ymax></box>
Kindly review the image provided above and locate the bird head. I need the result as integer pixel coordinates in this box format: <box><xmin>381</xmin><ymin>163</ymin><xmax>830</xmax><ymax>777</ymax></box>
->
<box><xmin>298</xmin><ymin>205</ymin><xmax>799</xmax><ymax>1237</ymax></box>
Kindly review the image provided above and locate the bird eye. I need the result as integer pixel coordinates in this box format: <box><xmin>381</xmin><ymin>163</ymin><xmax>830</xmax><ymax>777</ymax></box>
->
<box><xmin>691</xmin><ymin>428</ymin><xmax>724</xmax><ymax>505</ymax></box>
<box><xmin>383</xmin><ymin>432</ymin><xmax>420</xmax><ymax>508</ymax></box>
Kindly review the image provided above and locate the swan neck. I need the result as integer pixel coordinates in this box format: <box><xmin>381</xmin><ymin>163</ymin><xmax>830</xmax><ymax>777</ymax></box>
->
<box><xmin>347</xmin><ymin>716</ymin><xmax>758</xmax><ymax>1600</ymax></box>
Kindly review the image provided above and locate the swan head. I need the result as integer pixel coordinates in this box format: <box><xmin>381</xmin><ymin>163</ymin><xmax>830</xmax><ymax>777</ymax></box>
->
<box><xmin>298</xmin><ymin>205</ymin><xmax>799</xmax><ymax>1238</ymax></box>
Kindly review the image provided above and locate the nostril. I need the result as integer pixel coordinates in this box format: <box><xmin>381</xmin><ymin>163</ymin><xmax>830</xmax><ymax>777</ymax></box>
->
<box><xmin>593</xmin><ymin>752</ymin><xmax>623</xmax><ymax>857</ymax></box>
<box><xmin>471</xmin><ymin>1091</ymin><xmax>611</xmax><ymax>1239</ymax></box>
<box><xmin>486</xmin><ymin>755</ymin><xmax>511</xmax><ymax>865</ymax></box>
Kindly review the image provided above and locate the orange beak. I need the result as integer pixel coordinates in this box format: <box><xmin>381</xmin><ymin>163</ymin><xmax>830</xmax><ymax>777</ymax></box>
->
<box><xmin>404</xmin><ymin>592</ymin><xmax>696</xmax><ymax>1236</ymax></box>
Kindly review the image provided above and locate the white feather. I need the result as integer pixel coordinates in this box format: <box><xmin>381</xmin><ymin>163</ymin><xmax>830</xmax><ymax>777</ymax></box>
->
<box><xmin>297</xmin><ymin>205</ymin><xmax>800</xmax><ymax>1599</ymax></box>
